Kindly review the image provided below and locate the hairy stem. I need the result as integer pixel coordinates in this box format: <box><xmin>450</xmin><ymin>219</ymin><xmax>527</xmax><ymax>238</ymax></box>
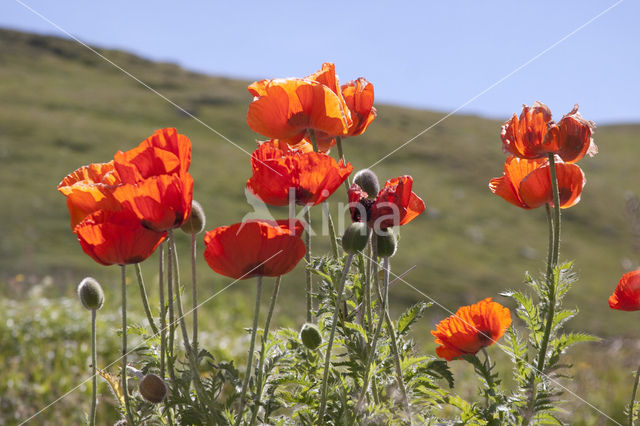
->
<box><xmin>630</xmin><ymin>365</ymin><xmax>640</xmax><ymax>426</ymax></box>
<box><xmin>90</xmin><ymin>309</ymin><xmax>97</xmax><ymax>426</ymax></box>
<box><xmin>191</xmin><ymin>233</ymin><xmax>199</xmax><ymax>353</ymax></box>
<box><xmin>250</xmin><ymin>276</ymin><xmax>282</xmax><ymax>426</ymax></box>
<box><xmin>336</xmin><ymin>136</ymin><xmax>351</xmax><ymax>191</ymax></box>
<box><xmin>323</xmin><ymin>201</ymin><xmax>339</xmax><ymax>258</ymax></box>
<box><xmin>235</xmin><ymin>276</ymin><xmax>263</xmax><ymax>426</ymax></box>
<box><xmin>158</xmin><ymin>242</ymin><xmax>166</xmax><ymax>379</ymax></box>
<box><xmin>167</xmin><ymin>238</ymin><xmax>176</xmax><ymax>383</ymax></box>
<box><xmin>304</xmin><ymin>206</ymin><xmax>313</xmax><ymax>322</ymax></box>
<box><xmin>134</xmin><ymin>263</ymin><xmax>158</xmax><ymax>336</ymax></box>
<box><xmin>318</xmin><ymin>254</ymin><xmax>354</xmax><ymax>424</ymax></box>
<box><xmin>121</xmin><ymin>265</ymin><xmax>135</xmax><ymax>426</ymax></box>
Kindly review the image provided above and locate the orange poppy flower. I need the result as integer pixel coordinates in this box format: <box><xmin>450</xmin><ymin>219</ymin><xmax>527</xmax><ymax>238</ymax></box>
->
<box><xmin>112</xmin><ymin>128</ymin><xmax>193</xmax><ymax>231</ymax></box>
<box><xmin>431</xmin><ymin>298</ymin><xmax>512</xmax><ymax>361</ymax></box>
<box><xmin>609</xmin><ymin>268</ymin><xmax>640</xmax><ymax>311</ymax></box>
<box><xmin>74</xmin><ymin>209</ymin><xmax>166</xmax><ymax>266</ymax></box>
<box><xmin>113</xmin><ymin>127</ymin><xmax>191</xmax><ymax>183</ymax></box>
<box><xmin>247</xmin><ymin>64</ymin><xmax>351</xmax><ymax>149</ymax></box>
<box><xmin>501</xmin><ymin>102</ymin><xmax>597</xmax><ymax>163</ymax></box>
<box><xmin>341</xmin><ymin>78</ymin><xmax>377</xmax><ymax>137</ymax></box>
<box><xmin>57</xmin><ymin>161</ymin><xmax>122</xmax><ymax>229</ymax></box>
<box><xmin>348</xmin><ymin>175</ymin><xmax>425</xmax><ymax>229</ymax></box>
<box><xmin>246</xmin><ymin>140</ymin><xmax>353</xmax><ymax>206</ymax></box>
<box><xmin>489</xmin><ymin>155</ymin><xmax>585</xmax><ymax>209</ymax></box>
<box><xmin>203</xmin><ymin>220</ymin><xmax>306</xmax><ymax>279</ymax></box>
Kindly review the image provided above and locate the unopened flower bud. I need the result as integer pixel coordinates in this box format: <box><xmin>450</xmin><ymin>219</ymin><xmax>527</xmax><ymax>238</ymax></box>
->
<box><xmin>77</xmin><ymin>277</ymin><xmax>104</xmax><ymax>311</ymax></box>
<box><xmin>375</xmin><ymin>229</ymin><xmax>397</xmax><ymax>258</ymax></box>
<box><xmin>299</xmin><ymin>323</ymin><xmax>322</xmax><ymax>350</ymax></box>
<box><xmin>353</xmin><ymin>169</ymin><xmax>380</xmax><ymax>197</ymax></box>
<box><xmin>139</xmin><ymin>373</ymin><xmax>167</xmax><ymax>403</ymax></box>
<box><xmin>181</xmin><ymin>200</ymin><xmax>206</xmax><ymax>235</ymax></box>
<box><xmin>342</xmin><ymin>222</ymin><xmax>370</xmax><ymax>254</ymax></box>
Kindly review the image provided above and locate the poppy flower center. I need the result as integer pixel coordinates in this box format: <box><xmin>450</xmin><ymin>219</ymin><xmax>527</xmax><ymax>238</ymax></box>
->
<box><xmin>351</xmin><ymin>198</ymin><xmax>375</xmax><ymax>223</ymax></box>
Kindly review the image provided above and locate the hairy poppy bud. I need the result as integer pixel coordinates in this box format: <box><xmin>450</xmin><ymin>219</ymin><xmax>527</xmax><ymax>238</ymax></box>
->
<box><xmin>139</xmin><ymin>373</ymin><xmax>167</xmax><ymax>403</ymax></box>
<box><xmin>299</xmin><ymin>323</ymin><xmax>322</xmax><ymax>350</ymax></box>
<box><xmin>342</xmin><ymin>222</ymin><xmax>369</xmax><ymax>254</ymax></box>
<box><xmin>77</xmin><ymin>277</ymin><xmax>104</xmax><ymax>311</ymax></box>
<box><xmin>375</xmin><ymin>229</ymin><xmax>397</xmax><ymax>258</ymax></box>
<box><xmin>353</xmin><ymin>169</ymin><xmax>380</xmax><ymax>197</ymax></box>
<box><xmin>181</xmin><ymin>200</ymin><xmax>206</xmax><ymax>235</ymax></box>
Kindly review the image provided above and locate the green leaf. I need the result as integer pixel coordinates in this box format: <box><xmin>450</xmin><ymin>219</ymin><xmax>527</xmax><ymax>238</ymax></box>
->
<box><xmin>397</xmin><ymin>301</ymin><xmax>430</xmax><ymax>336</ymax></box>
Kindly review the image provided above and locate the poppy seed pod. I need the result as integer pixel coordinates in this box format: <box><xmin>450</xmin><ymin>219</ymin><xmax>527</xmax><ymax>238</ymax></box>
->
<box><xmin>181</xmin><ymin>200</ymin><xmax>206</xmax><ymax>234</ymax></box>
<box><xmin>299</xmin><ymin>323</ymin><xmax>322</xmax><ymax>350</ymax></box>
<box><xmin>139</xmin><ymin>373</ymin><xmax>168</xmax><ymax>403</ymax></box>
<box><xmin>375</xmin><ymin>229</ymin><xmax>397</xmax><ymax>258</ymax></box>
<box><xmin>77</xmin><ymin>277</ymin><xmax>104</xmax><ymax>311</ymax></box>
<box><xmin>353</xmin><ymin>169</ymin><xmax>380</xmax><ymax>197</ymax></box>
<box><xmin>342</xmin><ymin>222</ymin><xmax>370</xmax><ymax>254</ymax></box>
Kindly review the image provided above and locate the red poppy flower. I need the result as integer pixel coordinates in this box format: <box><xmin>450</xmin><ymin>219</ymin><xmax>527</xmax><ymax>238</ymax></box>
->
<box><xmin>247</xmin><ymin>63</ymin><xmax>353</xmax><ymax>150</ymax></box>
<box><xmin>431</xmin><ymin>298</ymin><xmax>512</xmax><ymax>361</ymax></box>
<box><xmin>74</xmin><ymin>209</ymin><xmax>166</xmax><ymax>266</ymax></box>
<box><xmin>348</xmin><ymin>175</ymin><xmax>425</xmax><ymax>229</ymax></box>
<box><xmin>501</xmin><ymin>102</ymin><xmax>597</xmax><ymax>163</ymax></box>
<box><xmin>203</xmin><ymin>220</ymin><xmax>306</xmax><ymax>279</ymax></box>
<box><xmin>112</xmin><ymin>128</ymin><xmax>193</xmax><ymax>231</ymax></box>
<box><xmin>57</xmin><ymin>161</ymin><xmax>122</xmax><ymax>229</ymax></box>
<box><xmin>112</xmin><ymin>173</ymin><xmax>194</xmax><ymax>232</ymax></box>
<box><xmin>609</xmin><ymin>268</ymin><xmax>640</xmax><ymax>311</ymax></box>
<box><xmin>113</xmin><ymin>127</ymin><xmax>191</xmax><ymax>183</ymax></box>
<box><xmin>489</xmin><ymin>155</ymin><xmax>585</xmax><ymax>209</ymax></box>
<box><xmin>246</xmin><ymin>140</ymin><xmax>353</xmax><ymax>206</ymax></box>
<box><xmin>341</xmin><ymin>78</ymin><xmax>377</xmax><ymax>137</ymax></box>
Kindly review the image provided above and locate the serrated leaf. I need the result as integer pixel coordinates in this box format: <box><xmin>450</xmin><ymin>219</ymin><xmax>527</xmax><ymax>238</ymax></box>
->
<box><xmin>397</xmin><ymin>302</ymin><xmax>428</xmax><ymax>336</ymax></box>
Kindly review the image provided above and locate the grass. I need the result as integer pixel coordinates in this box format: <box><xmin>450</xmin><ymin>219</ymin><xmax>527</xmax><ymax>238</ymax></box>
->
<box><xmin>1</xmin><ymin>27</ymin><xmax>639</xmax><ymax>423</ymax></box>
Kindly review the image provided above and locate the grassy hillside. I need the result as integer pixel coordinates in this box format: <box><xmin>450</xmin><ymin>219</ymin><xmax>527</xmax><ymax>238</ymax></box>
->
<box><xmin>1</xmin><ymin>27</ymin><xmax>639</xmax><ymax>337</ymax></box>
<box><xmin>2</xmin><ymin>27</ymin><xmax>640</xmax><ymax>423</ymax></box>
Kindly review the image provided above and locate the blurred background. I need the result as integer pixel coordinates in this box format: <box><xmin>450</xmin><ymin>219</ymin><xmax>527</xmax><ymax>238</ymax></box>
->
<box><xmin>0</xmin><ymin>1</ymin><xmax>638</xmax><ymax>423</ymax></box>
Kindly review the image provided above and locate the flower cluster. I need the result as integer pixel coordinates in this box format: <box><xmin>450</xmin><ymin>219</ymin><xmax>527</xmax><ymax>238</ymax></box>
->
<box><xmin>58</xmin><ymin>128</ymin><xmax>193</xmax><ymax>265</ymax></box>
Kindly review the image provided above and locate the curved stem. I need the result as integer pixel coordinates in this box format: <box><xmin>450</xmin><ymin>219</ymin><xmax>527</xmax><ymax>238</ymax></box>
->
<box><xmin>235</xmin><ymin>276</ymin><xmax>263</xmax><ymax>426</ymax></box>
<box><xmin>90</xmin><ymin>309</ymin><xmax>97</xmax><ymax>426</ymax></box>
<box><xmin>134</xmin><ymin>263</ymin><xmax>158</xmax><ymax>336</ymax></box>
<box><xmin>323</xmin><ymin>202</ymin><xmax>339</xmax><ymax>258</ymax></box>
<box><xmin>121</xmin><ymin>265</ymin><xmax>135</xmax><ymax>426</ymax></box>
<box><xmin>304</xmin><ymin>207</ymin><xmax>313</xmax><ymax>322</ymax></box>
<box><xmin>170</xmin><ymin>234</ymin><xmax>212</xmax><ymax>410</ymax></box>
<box><xmin>545</xmin><ymin>204</ymin><xmax>554</xmax><ymax>279</ymax></box>
<box><xmin>630</xmin><ymin>365</ymin><xmax>640</xmax><ymax>426</ymax></box>
<box><xmin>250</xmin><ymin>276</ymin><xmax>282</xmax><ymax>426</ymax></box>
<box><xmin>318</xmin><ymin>254</ymin><xmax>354</xmax><ymax>424</ymax></box>
<box><xmin>536</xmin><ymin>154</ymin><xmax>561</xmax><ymax>375</ymax></box>
<box><xmin>191</xmin><ymin>234</ymin><xmax>199</xmax><ymax>353</ymax></box>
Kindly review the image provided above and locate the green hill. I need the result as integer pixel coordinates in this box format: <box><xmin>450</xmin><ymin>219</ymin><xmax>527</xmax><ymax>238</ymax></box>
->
<box><xmin>1</xmin><ymin>27</ymin><xmax>639</xmax><ymax>340</ymax></box>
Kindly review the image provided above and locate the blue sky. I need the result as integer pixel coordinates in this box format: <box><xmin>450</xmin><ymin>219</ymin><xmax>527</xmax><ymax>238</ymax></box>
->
<box><xmin>2</xmin><ymin>0</ymin><xmax>638</xmax><ymax>123</ymax></box>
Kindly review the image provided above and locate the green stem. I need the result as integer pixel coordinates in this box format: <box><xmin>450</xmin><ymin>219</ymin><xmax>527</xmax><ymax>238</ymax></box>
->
<box><xmin>365</xmin><ymin>245</ymin><xmax>373</xmax><ymax>333</ymax></box>
<box><xmin>167</xmin><ymin>239</ymin><xmax>176</xmax><ymax>383</ymax></box>
<box><xmin>158</xmin><ymin>242</ymin><xmax>166</xmax><ymax>380</ymax></box>
<box><xmin>630</xmin><ymin>365</ymin><xmax>640</xmax><ymax>426</ymax></box>
<box><xmin>323</xmin><ymin>202</ymin><xmax>339</xmax><ymax>258</ymax></box>
<box><xmin>134</xmin><ymin>263</ymin><xmax>158</xmax><ymax>336</ymax></box>
<box><xmin>90</xmin><ymin>309</ymin><xmax>97</xmax><ymax>426</ymax></box>
<box><xmin>191</xmin><ymin>233</ymin><xmax>198</xmax><ymax>353</ymax></box>
<box><xmin>250</xmin><ymin>276</ymin><xmax>282</xmax><ymax>426</ymax></box>
<box><xmin>121</xmin><ymin>265</ymin><xmax>135</xmax><ymax>426</ymax></box>
<box><xmin>545</xmin><ymin>204</ymin><xmax>554</xmax><ymax>279</ymax></box>
<box><xmin>380</xmin><ymin>257</ymin><xmax>410</xmax><ymax>417</ymax></box>
<box><xmin>235</xmin><ymin>276</ymin><xmax>263</xmax><ymax>426</ymax></box>
<box><xmin>536</xmin><ymin>154</ymin><xmax>561</xmax><ymax>375</ymax></box>
<box><xmin>304</xmin><ymin>207</ymin><xmax>313</xmax><ymax>322</ymax></box>
<box><xmin>318</xmin><ymin>254</ymin><xmax>354</xmax><ymax>424</ymax></box>
<box><xmin>309</xmin><ymin>129</ymin><xmax>319</xmax><ymax>153</ymax></box>
<box><xmin>169</xmin><ymin>232</ymin><xmax>212</xmax><ymax>411</ymax></box>
<box><xmin>336</xmin><ymin>136</ymin><xmax>351</xmax><ymax>191</ymax></box>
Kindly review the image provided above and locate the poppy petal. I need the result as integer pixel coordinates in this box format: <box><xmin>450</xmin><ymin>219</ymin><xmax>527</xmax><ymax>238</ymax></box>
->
<box><xmin>609</xmin><ymin>268</ymin><xmax>640</xmax><ymax>311</ymax></box>
<box><xmin>519</xmin><ymin>160</ymin><xmax>585</xmax><ymax>209</ymax></box>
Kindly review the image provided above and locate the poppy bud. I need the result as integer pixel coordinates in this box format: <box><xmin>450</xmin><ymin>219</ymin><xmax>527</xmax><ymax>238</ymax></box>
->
<box><xmin>375</xmin><ymin>229</ymin><xmax>397</xmax><ymax>258</ymax></box>
<box><xmin>342</xmin><ymin>222</ymin><xmax>370</xmax><ymax>254</ymax></box>
<box><xmin>139</xmin><ymin>373</ymin><xmax>168</xmax><ymax>403</ymax></box>
<box><xmin>77</xmin><ymin>277</ymin><xmax>104</xmax><ymax>311</ymax></box>
<box><xmin>299</xmin><ymin>323</ymin><xmax>322</xmax><ymax>350</ymax></box>
<box><xmin>181</xmin><ymin>200</ymin><xmax>206</xmax><ymax>235</ymax></box>
<box><xmin>353</xmin><ymin>169</ymin><xmax>380</xmax><ymax>197</ymax></box>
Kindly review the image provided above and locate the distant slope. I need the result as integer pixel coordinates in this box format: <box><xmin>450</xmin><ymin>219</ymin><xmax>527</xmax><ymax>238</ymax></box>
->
<box><xmin>1</xmin><ymin>28</ymin><xmax>639</xmax><ymax>336</ymax></box>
